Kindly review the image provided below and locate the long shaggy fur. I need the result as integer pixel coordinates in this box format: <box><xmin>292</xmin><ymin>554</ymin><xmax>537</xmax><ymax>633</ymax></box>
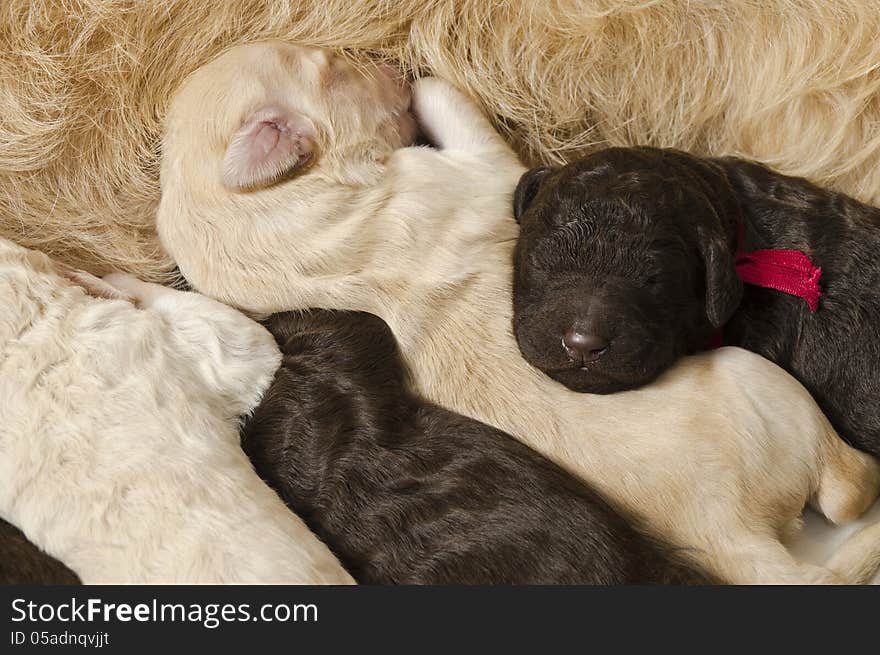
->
<box><xmin>2</xmin><ymin>1</ymin><xmax>880</xmax><ymax>279</ymax></box>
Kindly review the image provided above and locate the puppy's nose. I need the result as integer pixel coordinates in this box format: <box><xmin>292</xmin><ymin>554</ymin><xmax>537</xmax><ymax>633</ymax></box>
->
<box><xmin>563</xmin><ymin>329</ymin><xmax>608</xmax><ymax>363</ymax></box>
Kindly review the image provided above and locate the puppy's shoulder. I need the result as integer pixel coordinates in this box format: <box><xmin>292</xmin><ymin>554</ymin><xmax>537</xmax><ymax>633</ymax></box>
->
<box><xmin>710</xmin><ymin>156</ymin><xmax>831</xmax><ymax>208</ymax></box>
<box><xmin>389</xmin><ymin>145</ymin><xmax>520</xmax><ymax>182</ymax></box>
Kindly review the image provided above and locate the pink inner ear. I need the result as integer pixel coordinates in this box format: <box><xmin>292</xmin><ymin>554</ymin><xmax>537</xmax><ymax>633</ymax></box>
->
<box><xmin>222</xmin><ymin>106</ymin><xmax>315</xmax><ymax>191</ymax></box>
<box><xmin>252</xmin><ymin>121</ymin><xmax>288</xmax><ymax>157</ymax></box>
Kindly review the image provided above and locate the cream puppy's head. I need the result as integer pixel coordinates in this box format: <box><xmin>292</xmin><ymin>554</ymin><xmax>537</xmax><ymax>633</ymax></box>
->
<box><xmin>162</xmin><ymin>41</ymin><xmax>415</xmax><ymax>195</ymax></box>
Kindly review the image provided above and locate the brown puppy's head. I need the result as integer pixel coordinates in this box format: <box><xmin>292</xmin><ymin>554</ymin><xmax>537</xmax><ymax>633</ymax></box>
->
<box><xmin>261</xmin><ymin>309</ymin><xmax>409</xmax><ymax>402</ymax></box>
<box><xmin>512</xmin><ymin>147</ymin><xmax>743</xmax><ymax>393</ymax></box>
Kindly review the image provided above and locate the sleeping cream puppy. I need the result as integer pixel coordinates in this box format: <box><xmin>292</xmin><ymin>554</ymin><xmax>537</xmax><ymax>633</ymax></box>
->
<box><xmin>0</xmin><ymin>236</ymin><xmax>352</xmax><ymax>584</ymax></box>
<box><xmin>158</xmin><ymin>41</ymin><xmax>880</xmax><ymax>583</ymax></box>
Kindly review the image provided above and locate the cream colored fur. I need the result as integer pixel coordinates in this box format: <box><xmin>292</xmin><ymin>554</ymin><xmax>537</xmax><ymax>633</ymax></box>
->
<box><xmin>3</xmin><ymin>1</ymin><xmax>880</xmax><ymax>280</ymax></box>
<box><xmin>158</xmin><ymin>43</ymin><xmax>880</xmax><ymax>584</ymax></box>
<box><xmin>0</xmin><ymin>236</ymin><xmax>353</xmax><ymax>584</ymax></box>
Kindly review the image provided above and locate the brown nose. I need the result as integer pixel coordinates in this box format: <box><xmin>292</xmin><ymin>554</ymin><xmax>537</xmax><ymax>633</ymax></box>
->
<box><xmin>563</xmin><ymin>329</ymin><xmax>608</xmax><ymax>363</ymax></box>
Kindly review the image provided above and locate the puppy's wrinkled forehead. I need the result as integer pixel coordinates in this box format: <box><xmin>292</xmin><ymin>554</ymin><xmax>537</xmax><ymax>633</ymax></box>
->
<box><xmin>171</xmin><ymin>42</ymin><xmax>327</xmax><ymax>135</ymax></box>
<box><xmin>519</xmin><ymin>153</ymin><xmax>703</xmax><ymax>279</ymax></box>
<box><xmin>164</xmin><ymin>40</ymin><xmax>412</xmax><ymax>190</ymax></box>
<box><xmin>536</xmin><ymin>164</ymin><xmax>676</xmax><ymax>237</ymax></box>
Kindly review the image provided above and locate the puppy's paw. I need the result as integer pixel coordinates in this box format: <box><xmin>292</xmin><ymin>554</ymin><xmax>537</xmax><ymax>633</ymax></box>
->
<box><xmin>411</xmin><ymin>76</ymin><xmax>459</xmax><ymax>106</ymax></box>
<box><xmin>411</xmin><ymin>77</ymin><xmax>502</xmax><ymax>155</ymax></box>
<box><xmin>54</xmin><ymin>263</ymin><xmax>136</xmax><ymax>303</ymax></box>
<box><xmin>101</xmin><ymin>273</ymin><xmax>171</xmax><ymax>309</ymax></box>
<box><xmin>411</xmin><ymin>77</ymin><xmax>470</xmax><ymax>144</ymax></box>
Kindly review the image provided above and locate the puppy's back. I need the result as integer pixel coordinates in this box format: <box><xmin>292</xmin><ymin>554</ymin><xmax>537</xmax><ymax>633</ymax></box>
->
<box><xmin>244</xmin><ymin>310</ymin><xmax>714</xmax><ymax>584</ymax></box>
<box><xmin>0</xmin><ymin>239</ymin><xmax>351</xmax><ymax>583</ymax></box>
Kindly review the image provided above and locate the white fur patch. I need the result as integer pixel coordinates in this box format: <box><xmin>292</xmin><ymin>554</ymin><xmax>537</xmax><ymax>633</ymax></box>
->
<box><xmin>0</xmin><ymin>237</ymin><xmax>353</xmax><ymax>584</ymax></box>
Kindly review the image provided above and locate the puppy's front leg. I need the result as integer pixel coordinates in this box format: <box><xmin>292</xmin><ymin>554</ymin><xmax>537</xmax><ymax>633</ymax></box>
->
<box><xmin>412</xmin><ymin>77</ymin><xmax>517</xmax><ymax>160</ymax></box>
<box><xmin>99</xmin><ymin>273</ymin><xmax>176</xmax><ymax>310</ymax></box>
<box><xmin>53</xmin><ymin>263</ymin><xmax>135</xmax><ymax>303</ymax></box>
<box><xmin>101</xmin><ymin>274</ymin><xmax>266</xmax><ymax>342</ymax></box>
<box><xmin>102</xmin><ymin>273</ymin><xmax>280</xmax><ymax>413</ymax></box>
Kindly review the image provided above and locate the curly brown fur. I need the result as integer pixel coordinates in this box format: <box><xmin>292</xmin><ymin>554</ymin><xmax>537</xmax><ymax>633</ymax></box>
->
<box><xmin>3</xmin><ymin>1</ymin><xmax>880</xmax><ymax>279</ymax></box>
<box><xmin>512</xmin><ymin>146</ymin><xmax>880</xmax><ymax>458</ymax></box>
<box><xmin>241</xmin><ymin>309</ymin><xmax>715</xmax><ymax>585</ymax></box>
<box><xmin>0</xmin><ymin>518</ymin><xmax>80</xmax><ymax>585</ymax></box>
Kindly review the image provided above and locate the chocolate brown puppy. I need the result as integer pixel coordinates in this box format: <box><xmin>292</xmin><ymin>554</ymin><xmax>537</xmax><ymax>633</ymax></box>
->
<box><xmin>512</xmin><ymin>146</ymin><xmax>880</xmax><ymax>457</ymax></box>
<box><xmin>241</xmin><ymin>310</ymin><xmax>714</xmax><ymax>585</ymax></box>
<box><xmin>0</xmin><ymin>519</ymin><xmax>80</xmax><ymax>584</ymax></box>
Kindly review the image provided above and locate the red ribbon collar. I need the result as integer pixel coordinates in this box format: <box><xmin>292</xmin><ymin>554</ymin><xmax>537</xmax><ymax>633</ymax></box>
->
<box><xmin>734</xmin><ymin>248</ymin><xmax>823</xmax><ymax>312</ymax></box>
<box><xmin>706</xmin><ymin>222</ymin><xmax>823</xmax><ymax>349</ymax></box>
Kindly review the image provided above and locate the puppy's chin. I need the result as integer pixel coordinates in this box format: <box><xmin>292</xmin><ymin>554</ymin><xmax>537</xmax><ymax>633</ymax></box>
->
<box><xmin>379</xmin><ymin>109</ymin><xmax>418</xmax><ymax>150</ymax></box>
<box><xmin>543</xmin><ymin>357</ymin><xmax>667</xmax><ymax>394</ymax></box>
<box><xmin>396</xmin><ymin>110</ymin><xmax>418</xmax><ymax>147</ymax></box>
<box><xmin>385</xmin><ymin>83</ymin><xmax>417</xmax><ymax>148</ymax></box>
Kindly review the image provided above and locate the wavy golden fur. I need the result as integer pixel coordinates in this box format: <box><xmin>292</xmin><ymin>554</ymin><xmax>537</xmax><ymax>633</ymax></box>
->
<box><xmin>2</xmin><ymin>1</ymin><xmax>880</xmax><ymax>280</ymax></box>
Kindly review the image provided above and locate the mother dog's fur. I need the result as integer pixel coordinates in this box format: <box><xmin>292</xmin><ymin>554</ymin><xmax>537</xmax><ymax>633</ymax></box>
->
<box><xmin>0</xmin><ymin>236</ymin><xmax>353</xmax><ymax>584</ymax></box>
<box><xmin>3</xmin><ymin>1</ymin><xmax>880</xmax><ymax>279</ymax></box>
<box><xmin>158</xmin><ymin>42</ymin><xmax>880</xmax><ymax>584</ymax></box>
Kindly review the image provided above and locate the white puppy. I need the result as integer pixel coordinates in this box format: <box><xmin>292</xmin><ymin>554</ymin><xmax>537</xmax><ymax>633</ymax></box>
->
<box><xmin>0</xmin><ymin>236</ymin><xmax>353</xmax><ymax>584</ymax></box>
<box><xmin>158</xmin><ymin>41</ymin><xmax>880</xmax><ymax>583</ymax></box>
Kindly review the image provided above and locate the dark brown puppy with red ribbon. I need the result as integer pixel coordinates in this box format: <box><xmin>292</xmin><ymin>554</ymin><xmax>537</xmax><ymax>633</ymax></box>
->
<box><xmin>512</xmin><ymin>146</ymin><xmax>880</xmax><ymax>458</ymax></box>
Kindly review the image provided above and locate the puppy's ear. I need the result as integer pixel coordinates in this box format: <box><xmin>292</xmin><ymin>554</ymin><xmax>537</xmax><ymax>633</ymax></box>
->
<box><xmin>513</xmin><ymin>166</ymin><xmax>551</xmax><ymax>222</ymax></box>
<box><xmin>222</xmin><ymin>105</ymin><xmax>316</xmax><ymax>191</ymax></box>
<box><xmin>700</xmin><ymin>229</ymin><xmax>743</xmax><ymax>328</ymax></box>
<box><xmin>679</xmin><ymin>157</ymin><xmax>746</xmax><ymax>328</ymax></box>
